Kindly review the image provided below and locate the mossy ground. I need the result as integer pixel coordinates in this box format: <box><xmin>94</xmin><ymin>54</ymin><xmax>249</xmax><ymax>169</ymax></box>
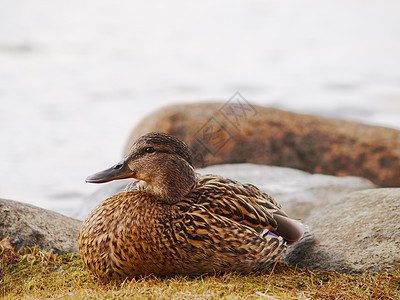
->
<box><xmin>1</xmin><ymin>238</ymin><xmax>399</xmax><ymax>299</ymax></box>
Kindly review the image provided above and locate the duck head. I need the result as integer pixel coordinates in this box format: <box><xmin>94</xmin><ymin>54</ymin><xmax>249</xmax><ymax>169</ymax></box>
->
<box><xmin>86</xmin><ymin>132</ymin><xmax>196</xmax><ymax>204</ymax></box>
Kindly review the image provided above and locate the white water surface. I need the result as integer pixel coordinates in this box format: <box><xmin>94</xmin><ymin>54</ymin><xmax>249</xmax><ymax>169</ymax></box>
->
<box><xmin>1</xmin><ymin>0</ymin><xmax>399</xmax><ymax>216</ymax></box>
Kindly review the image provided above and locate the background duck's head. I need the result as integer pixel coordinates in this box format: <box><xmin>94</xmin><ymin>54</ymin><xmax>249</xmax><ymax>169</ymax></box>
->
<box><xmin>86</xmin><ymin>132</ymin><xmax>196</xmax><ymax>204</ymax></box>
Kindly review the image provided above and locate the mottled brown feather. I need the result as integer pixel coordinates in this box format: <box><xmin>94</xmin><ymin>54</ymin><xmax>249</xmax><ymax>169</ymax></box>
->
<box><xmin>79</xmin><ymin>132</ymin><xmax>302</xmax><ymax>280</ymax></box>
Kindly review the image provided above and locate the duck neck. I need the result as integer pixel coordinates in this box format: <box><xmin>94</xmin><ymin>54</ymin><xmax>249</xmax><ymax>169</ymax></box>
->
<box><xmin>148</xmin><ymin>158</ymin><xmax>196</xmax><ymax>204</ymax></box>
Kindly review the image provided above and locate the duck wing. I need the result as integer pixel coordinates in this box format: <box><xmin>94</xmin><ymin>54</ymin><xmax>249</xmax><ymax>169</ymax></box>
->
<box><xmin>184</xmin><ymin>174</ymin><xmax>304</xmax><ymax>244</ymax></box>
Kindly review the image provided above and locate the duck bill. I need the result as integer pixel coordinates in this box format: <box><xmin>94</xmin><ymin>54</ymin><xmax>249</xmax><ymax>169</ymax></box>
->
<box><xmin>86</xmin><ymin>159</ymin><xmax>134</xmax><ymax>184</ymax></box>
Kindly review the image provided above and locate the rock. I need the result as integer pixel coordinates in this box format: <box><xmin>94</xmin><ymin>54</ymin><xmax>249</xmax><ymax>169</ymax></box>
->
<box><xmin>284</xmin><ymin>189</ymin><xmax>400</xmax><ymax>274</ymax></box>
<box><xmin>76</xmin><ymin>164</ymin><xmax>374</xmax><ymax>221</ymax></box>
<box><xmin>0</xmin><ymin>198</ymin><xmax>82</xmax><ymax>254</ymax></box>
<box><xmin>197</xmin><ymin>164</ymin><xmax>375</xmax><ymax>220</ymax></box>
<box><xmin>124</xmin><ymin>101</ymin><xmax>400</xmax><ymax>187</ymax></box>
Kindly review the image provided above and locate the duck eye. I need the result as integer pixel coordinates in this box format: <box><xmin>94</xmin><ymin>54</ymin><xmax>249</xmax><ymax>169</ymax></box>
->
<box><xmin>145</xmin><ymin>147</ymin><xmax>155</xmax><ymax>153</ymax></box>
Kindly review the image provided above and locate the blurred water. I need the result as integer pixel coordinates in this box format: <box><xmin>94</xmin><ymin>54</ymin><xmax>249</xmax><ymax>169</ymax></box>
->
<box><xmin>1</xmin><ymin>0</ymin><xmax>399</xmax><ymax>216</ymax></box>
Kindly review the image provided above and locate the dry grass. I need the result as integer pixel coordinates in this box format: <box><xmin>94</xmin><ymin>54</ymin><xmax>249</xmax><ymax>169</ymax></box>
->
<box><xmin>1</xmin><ymin>238</ymin><xmax>399</xmax><ymax>299</ymax></box>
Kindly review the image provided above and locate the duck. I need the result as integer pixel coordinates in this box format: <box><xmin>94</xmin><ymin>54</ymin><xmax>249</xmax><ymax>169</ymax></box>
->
<box><xmin>78</xmin><ymin>132</ymin><xmax>304</xmax><ymax>280</ymax></box>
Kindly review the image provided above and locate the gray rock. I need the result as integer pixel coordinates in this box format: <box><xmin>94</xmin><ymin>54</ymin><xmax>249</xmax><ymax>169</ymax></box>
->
<box><xmin>285</xmin><ymin>188</ymin><xmax>400</xmax><ymax>273</ymax></box>
<box><xmin>197</xmin><ymin>164</ymin><xmax>374</xmax><ymax>220</ymax></box>
<box><xmin>0</xmin><ymin>198</ymin><xmax>82</xmax><ymax>254</ymax></box>
<box><xmin>76</xmin><ymin>163</ymin><xmax>374</xmax><ymax>220</ymax></box>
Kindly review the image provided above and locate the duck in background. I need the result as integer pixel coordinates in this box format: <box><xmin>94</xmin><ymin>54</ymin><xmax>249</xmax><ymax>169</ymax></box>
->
<box><xmin>78</xmin><ymin>132</ymin><xmax>304</xmax><ymax>280</ymax></box>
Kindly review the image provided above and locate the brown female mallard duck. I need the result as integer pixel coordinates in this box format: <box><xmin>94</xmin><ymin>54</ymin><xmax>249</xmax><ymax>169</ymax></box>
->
<box><xmin>78</xmin><ymin>132</ymin><xmax>304</xmax><ymax>280</ymax></box>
